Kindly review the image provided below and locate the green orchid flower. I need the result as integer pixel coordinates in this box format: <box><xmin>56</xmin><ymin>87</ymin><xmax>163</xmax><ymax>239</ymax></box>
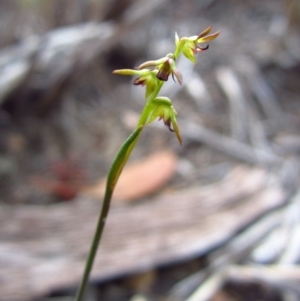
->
<box><xmin>174</xmin><ymin>26</ymin><xmax>220</xmax><ymax>63</ymax></box>
<box><xmin>146</xmin><ymin>96</ymin><xmax>182</xmax><ymax>145</ymax></box>
<box><xmin>137</xmin><ymin>54</ymin><xmax>182</xmax><ymax>85</ymax></box>
<box><xmin>113</xmin><ymin>68</ymin><xmax>161</xmax><ymax>100</ymax></box>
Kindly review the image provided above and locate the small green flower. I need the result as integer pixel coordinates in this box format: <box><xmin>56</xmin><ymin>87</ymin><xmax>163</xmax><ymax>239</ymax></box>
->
<box><xmin>113</xmin><ymin>68</ymin><xmax>161</xmax><ymax>100</ymax></box>
<box><xmin>146</xmin><ymin>96</ymin><xmax>182</xmax><ymax>145</ymax></box>
<box><xmin>137</xmin><ymin>54</ymin><xmax>182</xmax><ymax>85</ymax></box>
<box><xmin>174</xmin><ymin>26</ymin><xmax>220</xmax><ymax>63</ymax></box>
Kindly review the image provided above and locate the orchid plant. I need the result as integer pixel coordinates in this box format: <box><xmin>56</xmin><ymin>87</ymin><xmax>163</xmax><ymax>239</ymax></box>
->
<box><xmin>75</xmin><ymin>26</ymin><xmax>219</xmax><ymax>301</ymax></box>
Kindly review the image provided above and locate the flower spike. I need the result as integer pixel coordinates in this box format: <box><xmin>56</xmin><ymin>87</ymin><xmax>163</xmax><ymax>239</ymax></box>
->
<box><xmin>77</xmin><ymin>27</ymin><xmax>220</xmax><ymax>301</ymax></box>
<box><xmin>113</xmin><ymin>27</ymin><xmax>219</xmax><ymax>143</ymax></box>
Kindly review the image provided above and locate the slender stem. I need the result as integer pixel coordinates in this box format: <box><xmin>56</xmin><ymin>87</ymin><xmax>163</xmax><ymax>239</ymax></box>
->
<box><xmin>75</xmin><ymin>126</ymin><xmax>143</xmax><ymax>301</ymax></box>
<box><xmin>137</xmin><ymin>81</ymin><xmax>164</xmax><ymax>126</ymax></box>
<box><xmin>75</xmin><ymin>69</ymin><xmax>165</xmax><ymax>301</ymax></box>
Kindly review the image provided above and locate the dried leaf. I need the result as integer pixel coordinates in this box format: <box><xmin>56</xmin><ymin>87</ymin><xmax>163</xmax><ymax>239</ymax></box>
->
<box><xmin>83</xmin><ymin>150</ymin><xmax>177</xmax><ymax>202</ymax></box>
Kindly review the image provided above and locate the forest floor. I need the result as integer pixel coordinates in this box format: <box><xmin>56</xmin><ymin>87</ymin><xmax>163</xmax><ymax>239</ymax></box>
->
<box><xmin>1</xmin><ymin>0</ymin><xmax>300</xmax><ymax>301</ymax></box>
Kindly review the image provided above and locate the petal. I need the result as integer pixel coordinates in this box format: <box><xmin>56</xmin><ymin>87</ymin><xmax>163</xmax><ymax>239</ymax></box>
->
<box><xmin>174</xmin><ymin>37</ymin><xmax>189</xmax><ymax>59</ymax></box>
<box><xmin>171</xmin><ymin>118</ymin><xmax>182</xmax><ymax>145</ymax></box>
<box><xmin>157</xmin><ymin>69</ymin><xmax>169</xmax><ymax>81</ymax></box>
<box><xmin>172</xmin><ymin>69</ymin><xmax>183</xmax><ymax>85</ymax></box>
<box><xmin>175</xmin><ymin>32</ymin><xmax>179</xmax><ymax>45</ymax></box>
<box><xmin>137</xmin><ymin>57</ymin><xmax>169</xmax><ymax>70</ymax></box>
<box><xmin>169</xmin><ymin>107</ymin><xmax>182</xmax><ymax>145</ymax></box>
<box><xmin>196</xmin><ymin>44</ymin><xmax>209</xmax><ymax>52</ymax></box>
<box><xmin>182</xmin><ymin>47</ymin><xmax>196</xmax><ymax>63</ymax></box>
<box><xmin>113</xmin><ymin>69</ymin><xmax>140</xmax><ymax>75</ymax></box>
<box><xmin>113</xmin><ymin>69</ymin><xmax>152</xmax><ymax>76</ymax></box>
<box><xmin>156</xmin><ymin>60</ymin><xmax>171</xmax><ymax>81</ymax></box>
<box><xmin>133</xmin><ymin>77</ymin><xmax>146</xmax><ymax>86</ymax></box>
<box><xmin>136</xmin><ymin>60</ymin><xmax>158</xmax><ymax>70</ymax></box>
<box><xmin>168</xmin><ymin>58</ymin><xmax>182</xmax><ymax>85</ymax></box>
<box><xmin>198</xmin><ymin>31</ymin><xmax>220</xmax><ymax>43</ymax></box>
<box><xmin>188</xmin><ymin>35</ymin><xmax>199</xmax><ymax>41</ymax></box>
<box><xmin>197</xmin><ymin>26</ymin><xmax>212</xmax><ymax>39</ymax></box>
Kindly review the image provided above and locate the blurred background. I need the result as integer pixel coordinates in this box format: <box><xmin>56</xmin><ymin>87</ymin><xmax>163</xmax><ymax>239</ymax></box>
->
<box><xmin>1</xmin><ymin>0</ymin><xmax>300</xmax><ymax>300</ymax></box>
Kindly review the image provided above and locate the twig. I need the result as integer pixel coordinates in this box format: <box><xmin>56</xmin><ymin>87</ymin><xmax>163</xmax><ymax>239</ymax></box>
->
<box><xmin>185</xmin><ymin>272</ymin><xmax>226</xmax><ymax>301</ymax></box>
<box><xmin>238</xmin><ymin>57</ymin><xmax>285</xmax><ymax>127</ymax></box>
<box><xmin>227</xmin><ymin>265</ymin><xmax>300</xmax><ymax>294</ymax></box>
<box><xmin>216</xmin><ymin>67</ymin><xmax>248</xmax><ymax>142</ymax></box>
<box><xmin>168</xmin><ymin>187</ymin><xmax>286</xmax><ymax>301</ymax></box>
<box><xmin>0</xmin><ymin>0</ymin><xmax>168</xmax><ymax>108</ymax></box>
<box><xmin>179</xmin><ymin>120</ymin><xmax>283</xmax><ymax>167</ymax></box>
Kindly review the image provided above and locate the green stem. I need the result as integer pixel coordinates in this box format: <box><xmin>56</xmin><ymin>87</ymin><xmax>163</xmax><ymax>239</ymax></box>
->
<box><xmin>173</xmin><ymin>40</ymin><xmax>184</xmax><ymax>60</ymax></box>
<box><xmin>75</xmin><ymin>73</ymin><xmax>165</xmax><ymax>301</ymax></box>
<box><xmin>75</xmin><ymin>126</ymin><xmax>143</xmax><ymax>301</ymax></box>
<box><xmin>138</xmin><ymin>81</ymin><xmax>164</xmax><ymax>126</ymax></box>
